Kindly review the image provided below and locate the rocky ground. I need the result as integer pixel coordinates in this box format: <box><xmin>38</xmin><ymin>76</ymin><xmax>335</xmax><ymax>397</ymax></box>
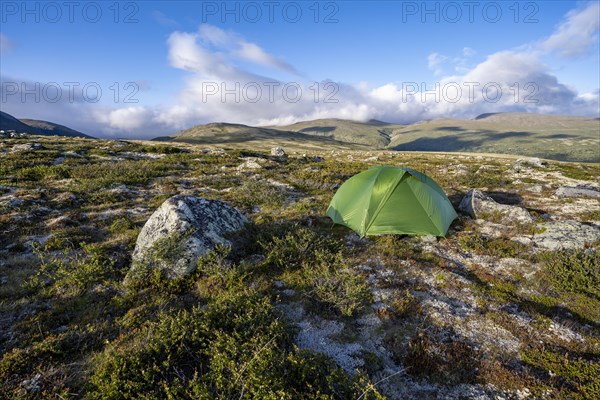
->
<box><xmin>0</xmin><ymin>135</ymin><xmax>598</xmax><ymax>399</ymax></box>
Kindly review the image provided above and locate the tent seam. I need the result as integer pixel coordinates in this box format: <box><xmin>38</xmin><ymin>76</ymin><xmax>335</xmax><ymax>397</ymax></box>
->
<box><xmin>363</xmin><ymin>170</ymin><xmax>408</xmax><ymax>235</ymax></box>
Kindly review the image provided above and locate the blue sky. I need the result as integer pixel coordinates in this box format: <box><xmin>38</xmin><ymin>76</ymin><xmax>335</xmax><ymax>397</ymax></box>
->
<box><xmin>1</xmin><ymin>1</ymin><xmax>599</xmax><ymax>138</ymax></box>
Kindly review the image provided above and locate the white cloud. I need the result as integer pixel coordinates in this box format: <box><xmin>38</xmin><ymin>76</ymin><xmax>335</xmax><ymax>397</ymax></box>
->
<box><xmin>4</xmin><ymin>4</ymin><xmax>599</xmax><ymax>139</ymax></box>
<box><xmin>462</xmin><ymin>47</ymin><xmax>475</xmax><ymax>57</ymax></box>
<box><xmin>95</xmin><ymin>107</ymin><xmax>154</xmax><ymax>131</ymax></box>
<box><xmin>194</xmin><ymin>24</ymin><xmax>298</xmax><ymax>74</ymax></box>
<box><xmin>167</xmin><ymin>31</ymin><xmax>241</xmax><ymax>80</ymax></box>
<box><xmin>234</xmin><ymin>42</ymin><xmax>297</xmax><ymax>74</ymax></box>
<box><xmin>199</xmin><ymin>24</ymin><xmax>234</xmax><ymax>47</ymax></box>
<box><xmin>427</xmin><ymin>52</ymin><xmax>448</xmax><ymax>76</ymax></box>
<box><xmin>540</xmin><ymin>2</ymin><xmax>600</xmax><ymax>57</ymax></box>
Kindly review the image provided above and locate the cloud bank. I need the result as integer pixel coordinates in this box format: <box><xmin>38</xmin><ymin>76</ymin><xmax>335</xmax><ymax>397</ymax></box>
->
<box><xmin>1</xmin><ymin>3</ymin><xmax>598</xmax><ymax>138</ymax></box>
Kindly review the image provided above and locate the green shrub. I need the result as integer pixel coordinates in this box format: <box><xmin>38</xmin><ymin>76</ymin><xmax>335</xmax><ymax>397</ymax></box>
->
<box><xmin>578</xmin><ymin>211</ymin><xmax>600</xmax><ymax>221</ymax></box>
<box><xmin>261</xmin><ymin>228</ymin><xmax>370</xmax><ymax>316</ymax></box>
<box><xmin>556</xmin><ymin>164</ymin><xmax>597</xmax><ymax>181</ymax></box>
<box><xmin>108</xmin><ymin>217</ymin><xmax>136</xmax><ymax>234</ymax></box>
<box><xmin>522</xmin><ymin>347</ymin><xmax>600</xmax><ymax>399</ymax></box>
<box><xmin>305</xmin><ymin>250</ymin><xmax>372</xmax><ymax>317</ymax></box>
<box><xmin>458</xmin><ymin>165</ymin><xmax>511</xmax><ymax>188</ymax></box>
<box><xmin>88</xmin><ymin>293</ymin><xmax>383</xmax><ymax>399</ymax></box>
<box><xmin>27</xmin><ymin>243</ymin><xmax>115</xmax><ymax>297</ymax></box>
<box><xmin>261</xmin><ymin>227</ymin><xmax>340</xmax><ymax>271</ymax></box>
<box><xmin>15</xmin><ymin>164</ymin><xmax>70</xmax><ymax>181</ymax></box>
<box><xmin>458</xmin><ymin>233</ymin><xmax>528</xmax><ymax>258</ymax></box>
<box><xmin>537</xmin><ymin>250</ymin><xmax>599</xmax><ymax>298</ymax></box>
<box><xmin>70</xmin><ymin>160</ymin><xmax>170</xmax><ymax>191</ymax></box>
<box><xmin>232</xmin><ymin>180</ymin><xmax>288</xmax><ymax>211</ymax></box>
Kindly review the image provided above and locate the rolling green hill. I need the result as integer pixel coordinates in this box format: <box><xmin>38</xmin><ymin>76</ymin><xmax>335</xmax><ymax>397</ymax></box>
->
<box><xmin>388</xmin><ymin>113</ymin><xmax>599</xmax><ymax>162</ymax></box>
<box><xmin>153</xmin><ymin>113</ymin><xmax>599</xmax><ymax>162</ymax></box>
<box><xmin>271</xmin><ymin>118</ymin><xmax>403</xmax><ymax>148</ymax></box>
<box><xmin>161</xmin><ymin>122</ymin><xmax>365</xmax><ymax>151</ymax></box>
<box><xmin>0</xmin><ymin>111</ymin><xmax>94</xmax><ymax>138</ymax></box>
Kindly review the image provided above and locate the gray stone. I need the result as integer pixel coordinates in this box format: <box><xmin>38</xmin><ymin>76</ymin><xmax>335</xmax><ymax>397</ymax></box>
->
<box><xmin>11</xmin><ymin>143</ymin><xmax>44</xmax><ymax>152</ymax></box>
<box><xmin>126</xmin><ymin>195</ymin><xmax>247</xmax><ymax>282</ymax></box>
<box><xmin>271</xmin><ymin>146</ymin><xmax>286</xmax><ymax>157</ymax></box>
<box><xmin>526</xmin><ymin>185</ymin><xmax>543</xmax><ymax>193</ymax></box>
<box><xmin>112</xmin><ymin>140</ymin><xmax>129</xmax><ymax>148</ymax></box>
<box><xmin>513</xmin><ymin>157</ymin><xmax>546</xmax><ymax>169</ymax></box>
<box><xmin>531</xmin><ymin>221</ymin><xmax>600</xmax><ymax>250</ymax></box>
<box><xmin>555</xmin><ymin>185</ymin><xmax>600</xmax><ymax>198</ymax></box>
<box><xmin>236</xmin><ymin>159</ymin><xmax>262</xmax><ymax>171</ymax></box>
<box><xmin>459</xmin><ymin>189</ymin><xmax>533</xmax><ymax>224</ymax></box>
<box><xmin>420</xmin><ymin>235</ymin><xmax>437</xmax><ymax>244</ymax></box>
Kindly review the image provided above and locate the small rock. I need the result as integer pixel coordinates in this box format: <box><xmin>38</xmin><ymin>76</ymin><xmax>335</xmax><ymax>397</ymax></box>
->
<box><xmin>0</xmin><ymin>195</ymin><xmax>24</xmax><ymax>209</ymax></box>
<box><xmin>46</xmin><ymin>215</ymin><xmax>78</xmax><ymax>229</ymax></box>
<box><xmin>111</xmin><ymin>140</ymin><xmax>129</xmax><ymax>148</ymax></box>
<box><xmin>11</xmin><ymin>143</ymin><xmax>44</xmax><ymax>152</ymax></box>
<box><xmin>63</xmin><ymin>150</ymin><xmax>84</xmax><ymax>158</ymax></box>
<box><xmin>311</xmin><ymin>156</ymin><xmax>324</xmax><ymax>162</ymax></box>
<box><xmin>459</xmin><ymin>189</ymin><xmax>533</xmax><ymax>224</ymax></box>
<box><xmin>21</xmin><ymin>373</ymin><xmax>42</xmax><ymax>392</ymax></box>
<box><xmin>555</xmin><ymin>185</ymin><xmax>600</xmax><ymax>198</ymax></box>
<box><xmin>52</xmin><ymin>192</ymin><xmax>78</xmax><ymax>205</ymax></box>
<box><xmin>109</xmin><ymin>184</ymin><xmax>135</xmax><ymax>196</ymax></box>
<box><xmin>514</xmin><ymin>157</ymin><xmax>546</xmax><ymax>169</ymax></box>
<box><xmin>366</xmin><ymin>156</ymin><xmax>379</xmax><ymax>162</ymax></box>
<box><xmin>531</xmin><ymin>221</ymin><xmax>600</xmax><ymax>250</ymax></box>
<box><xmin>420</xmin><ymin>235</ymin><xmax>437</xmax><ymax>244</ymax></box>
<box><xmin>526</xmin><ymin>185</ymin><xmax>543</xmax><ymax>193</ymax></box>
<box><xmin>236</xmin><ymin>160</ymin><xmax>262</xmax><ymax>171</ymax></box>
<box><xmin>271</xmin><ymin>147</ymin><xmax>286</xmax><ymax>157</ymax></box>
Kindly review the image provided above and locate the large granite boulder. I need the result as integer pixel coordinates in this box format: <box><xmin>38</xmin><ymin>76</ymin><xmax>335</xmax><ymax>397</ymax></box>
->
<box><xmin>125</xmin><ymin>195</ymin><xmax>247</xmax><ymax>283</ymax></box>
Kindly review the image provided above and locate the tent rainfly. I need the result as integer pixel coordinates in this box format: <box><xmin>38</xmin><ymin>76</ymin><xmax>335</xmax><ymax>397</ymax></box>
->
<box><xmin>326</xmin><ymin>166</ymin><xmax>457</xmax><ymax>237</ymax></box>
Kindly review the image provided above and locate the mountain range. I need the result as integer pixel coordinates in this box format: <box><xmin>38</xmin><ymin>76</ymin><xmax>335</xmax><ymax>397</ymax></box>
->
<box><xmin>162</xmin><ymin>113</ymin><xmax>599</xmax><ymax>162</ymax></box>
<box><xmin>2</xmin><ymin>110</ymin><xmax>598</xmax><ymax>162</ymax></box>
<box><xmin>0</xmin><ymin>111</ymin><xmax>93</xmax><ymax>138</ymax></box>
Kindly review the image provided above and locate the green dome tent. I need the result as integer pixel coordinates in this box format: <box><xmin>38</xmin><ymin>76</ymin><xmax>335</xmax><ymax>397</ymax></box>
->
<box><xmin>326</xmin><ymin>166</ymin><xmax>457</xmax><ymax>237</ymax></box>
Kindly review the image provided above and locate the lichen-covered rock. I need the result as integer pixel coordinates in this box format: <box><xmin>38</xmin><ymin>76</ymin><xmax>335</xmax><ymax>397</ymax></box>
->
<box><xmin>271</xmin><ymin>147</ymin><xmax>286</xmax><ymax>157</ymax></box>
<box><xmin>555</xmin><ymin>185</ymin><xmax>600</xmax><ymax>198</ymax></box>
<box><xmin>459</xmin><ymin>189</ymin><xmax>533</xmax><ymax>224</ymax></box>
<box><xmin>513</xmin><ymin>157</ymin><xmax>546</xmax><ymax>169</ymax></box>
<box><xmin>531</xmin><ymin>221</ymin><xmax>600</xmax><ymax>250</ymax></box>
<box><xmin>236</xmin><ymin>159</ymin><xmax>262</xmax><ymax>172</ymax></box>
<box><xmin>125</xmin><ymin>195</ymin><xmax>247</xmax><ymax>283</ymax></box>
<box><xmin>11</xmin><ymin>143</ymin><xmax>44</xmax><ymax>152</ymax></box>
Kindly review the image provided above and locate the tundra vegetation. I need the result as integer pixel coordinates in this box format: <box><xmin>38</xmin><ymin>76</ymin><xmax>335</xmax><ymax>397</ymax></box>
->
<box><xmin>0</xmin><ymin>135</ymin><xmax>598</xmax><ymax>399</ymax></box>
